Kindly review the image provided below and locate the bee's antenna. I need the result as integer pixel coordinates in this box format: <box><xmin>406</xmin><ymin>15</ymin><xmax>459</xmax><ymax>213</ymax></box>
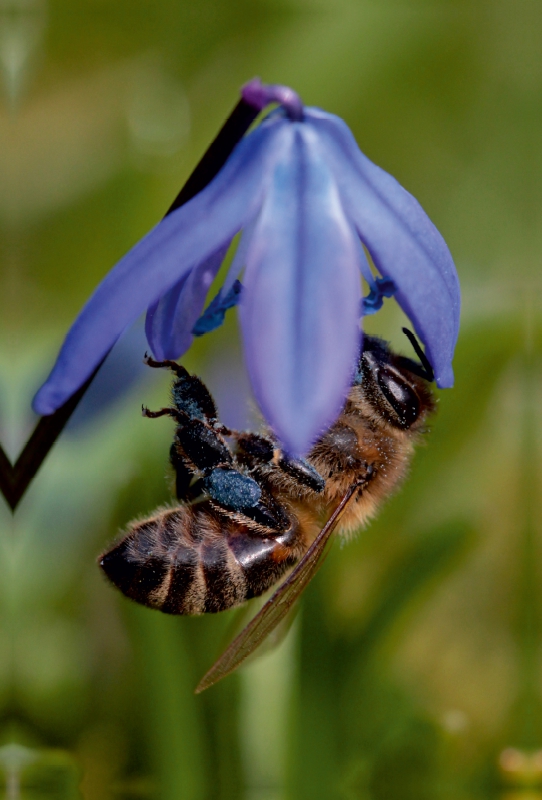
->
<box><xmin>401</xmin><ymin>328</ymin><xmax>434</xmax><ymax>382</ymax></box>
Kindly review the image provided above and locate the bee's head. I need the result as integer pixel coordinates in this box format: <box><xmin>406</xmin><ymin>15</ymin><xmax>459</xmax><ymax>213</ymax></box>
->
<box><xmin>355</xmin><ymin>333</ymin><xmax>435</xmax><ymax>430</ymax></box>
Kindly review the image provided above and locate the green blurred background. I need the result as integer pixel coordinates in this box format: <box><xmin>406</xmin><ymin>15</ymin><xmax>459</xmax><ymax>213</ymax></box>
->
<box><xmin>1</xmin><ymin>0</ymin><xmax>542</xmax><ymax>797</ymax></box>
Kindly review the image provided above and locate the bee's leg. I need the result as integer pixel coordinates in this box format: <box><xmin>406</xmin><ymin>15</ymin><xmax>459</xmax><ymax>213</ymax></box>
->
<box><xmin>144</xmin><ymin>352</ymin><xmax>223</xmax><ymax>425</ymax></box>
<box><xmin>143</xmin><ymin>353</ymin><xmax>189</xmax><ymax>377</ymax></box>
<box><xmin>142</xmin><ymin>405</ymin><xmax>187</xmax><ymax>423</ymax></box>
<box><xmin>175</xmin><ymin>418</ymin><xmax>233</xmax><ymax>471</ymax></box>
<box><xmin>203</xmin><ymin>466</ymin><xmax>291</xmax><ymax>532</ymax></box>
<box><xmin>171</xmin><ymin>420</ymin><xmax>285</xmax><ymax>528</ymax></box>
<box><xmin>275</xmin><ymin>452</ymin><xmax>325</xmax><ymax>493</ymax></box>
<box><xmin>169</xmin><ymin>443</ymin><xmax>204</xmax><ymax>502</ymax></box>
<box><xmin>171</xmin><ymin>373</ymin><xmax>219</xmax><ymax>423</ymax></box>
<box><xmin>141</xmin><ymin>407</ymin><xmax>204</xmax><ymax>501</ymax></box>
<box><xmin>235</xmin><ymin>432</ymin><xmax>275</xmax><ymax>463</ymax></box>
<box><xmin>234</xmin><ymin>432</ymin><xmax>325</xmax><ymax>494</ymax></box>
<box><xmin>141</xmin><ymin>405</ymin><xmax>171</xmax><ymax>419</ymax></box>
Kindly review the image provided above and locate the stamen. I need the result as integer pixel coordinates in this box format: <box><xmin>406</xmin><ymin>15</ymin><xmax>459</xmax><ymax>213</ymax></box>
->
<box><xmin>192</xmin><ymin>281</ymin><xmax>243</xmax><ymax>336</ymax></box>
<box><xmin>361</xmin><ymin>277</ymin><xmax>397</xmax><ymax>315</ymax></box>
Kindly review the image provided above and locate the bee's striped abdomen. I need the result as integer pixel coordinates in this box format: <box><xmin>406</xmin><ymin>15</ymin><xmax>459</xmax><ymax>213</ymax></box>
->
<box><xmin>99</xmin><ymin>501</ymin><xmax>304</xmax><ymax>615</ymax></box>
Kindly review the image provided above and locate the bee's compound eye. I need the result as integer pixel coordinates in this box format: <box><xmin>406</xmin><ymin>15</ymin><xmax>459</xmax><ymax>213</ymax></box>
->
<box><xmin>377</xmin><ymin>368</ymin><xmax>420</xmax><ymax>427</ymax></box>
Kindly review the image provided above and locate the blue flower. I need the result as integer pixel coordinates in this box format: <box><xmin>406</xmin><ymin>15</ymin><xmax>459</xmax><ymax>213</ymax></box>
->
<box><xmin>33</xmin><ymin>78</ymin><xmax>460</xmax><ymax>456</ymax></box>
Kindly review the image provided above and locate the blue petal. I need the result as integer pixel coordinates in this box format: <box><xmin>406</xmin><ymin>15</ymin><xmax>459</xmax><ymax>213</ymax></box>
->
<box><xmin>307</xmin><ymin>109</ymin><xmax>460</xmax><ymax>388</ymax></box>
<box><xmin>145</xmin><ymin>275</ymin><xmax>188</xmax><ymax>360</ymax></box>
<box><xmin>145</xmin><ymin>243</ymin><xmax>230</xmax><ymax>360</ymax></box>
<box><xmin>240</xmin><ymin>124</ymin><xmax>361</xmax><ymax>456</ymax></box>
<box><xmin>355</xmin><ymin>237</ymin><xmax>377</xmax><ymax>289</ymax></box>
<box><xmin>221</xmin><ymin>220</ymin><xmax>256</xmax><ymax>297</ymax></box>
<box><xmin>33</xmin><ymin>120</ymin><xmax>287</xmax><ymax>415</ymax></box>
<box><xmin>66</xmin><ymin>319</ymin><xmax>149</xmax><ymax>431</ymax></box>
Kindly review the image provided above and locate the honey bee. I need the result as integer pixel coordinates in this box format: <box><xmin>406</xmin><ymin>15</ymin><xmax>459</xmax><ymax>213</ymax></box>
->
<box><xmin>100</xmin><ymin>330</ymin><xmax>436</xmax><ymax>692</ymax></box>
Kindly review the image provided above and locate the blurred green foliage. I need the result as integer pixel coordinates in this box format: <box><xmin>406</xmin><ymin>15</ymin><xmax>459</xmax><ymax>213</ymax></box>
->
<box><xmin>1</xmin><ymin>0</ymin><xmax>542</xmax><ymax>798</ymax></box>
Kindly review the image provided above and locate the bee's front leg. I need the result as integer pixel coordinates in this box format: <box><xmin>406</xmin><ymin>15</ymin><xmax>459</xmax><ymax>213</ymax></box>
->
<box><xmin>143</xmin><ymin>353</ymin><xmax>189</xmax><ymax>378</ymax></box>
<box><xmin>142</xmin><ymin>405</ymin><xmax>187</xmax><ymax>423</ymax></box>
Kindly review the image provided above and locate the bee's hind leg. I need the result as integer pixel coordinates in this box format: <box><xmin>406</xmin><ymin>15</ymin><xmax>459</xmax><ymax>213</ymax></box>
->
<box><xmin>169</xmin><ymin>443</ymin><xmax>204</xmax><ymax>501</ymax></box>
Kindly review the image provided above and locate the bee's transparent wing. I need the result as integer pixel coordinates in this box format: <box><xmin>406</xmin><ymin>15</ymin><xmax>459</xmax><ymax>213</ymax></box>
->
<box><xmin>195</xmin><ymin>482</ymin><xmax>361</xmax><ymax>693</ymax></box>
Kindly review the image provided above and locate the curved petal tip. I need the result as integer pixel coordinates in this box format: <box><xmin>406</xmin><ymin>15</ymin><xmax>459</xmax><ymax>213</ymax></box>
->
<box><xmin>434</xmin><ymin>363</ymin><xmax>454</xmax><ymax>389</ymax></box>
<box><xmin>33</xmin><ymin>388</ymin><xmax>55</xmax><ymax>416</ymax></box>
